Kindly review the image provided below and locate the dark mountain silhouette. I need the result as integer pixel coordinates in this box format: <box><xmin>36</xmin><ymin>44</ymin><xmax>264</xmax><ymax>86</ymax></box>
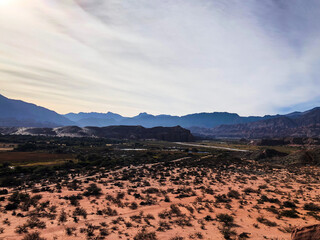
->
<box><xmin>0</xmin><ymin>125</ymin><xmax>194</xmax><ymax>142</ymax></box>
<box><xmin>0</xmin><ymin>94</ymin><xmax>74</xmax><ymax>127</ymax></box>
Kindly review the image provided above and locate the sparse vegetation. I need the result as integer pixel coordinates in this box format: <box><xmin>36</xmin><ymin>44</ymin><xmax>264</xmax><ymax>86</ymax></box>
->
<box><xmin>0</xmin><ymin>137</ymin><xmax>319</xmax><ymax>239</ymax></box>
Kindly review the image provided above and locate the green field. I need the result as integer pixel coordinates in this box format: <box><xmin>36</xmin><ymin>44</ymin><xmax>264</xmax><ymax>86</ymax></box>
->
<box><xmin>0</xmin><ymin>152</ymin><xmax>75</xmax><ymax>166</ymax></box>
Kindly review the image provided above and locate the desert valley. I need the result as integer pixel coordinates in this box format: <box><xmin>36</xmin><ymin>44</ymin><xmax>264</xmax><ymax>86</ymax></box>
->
<box><xmin>1</xmin><ymin>0</ymin><xmax>320</xmax><ymax>239</ymax></box>
<box><xmin>1</xmin><ymin>120</ymin><xmax>320</xmax><ymax>239</ymax></box>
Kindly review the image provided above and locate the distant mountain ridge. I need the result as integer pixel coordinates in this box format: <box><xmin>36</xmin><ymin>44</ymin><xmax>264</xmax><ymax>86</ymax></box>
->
<box><xmin>200</xmin><ymin>107</ymin><xmax>320</xmax><ymax>138</ymax></box>
<box><xmin>0</xmin><ymin>93</ymin><xmax>278</xmax><ymax>129</ymax></box>
<box><xmin>1</xmin><ymin>93</ymin><xmax>320</xmax><ymax>139</ymax></box>
<box><xmin>63</xmin><ymin>111</ymin><xmax>277</xmax><ymax>128</ymax></box>
<box><xmin>65</xmin><ymin>112</ymin><xmax>124</xmax><ymax>122</ymax></box>
<box><xmin>0</xmin><ymin>94</ymin><xmax>74</xmax><ymax>127</ymax></box>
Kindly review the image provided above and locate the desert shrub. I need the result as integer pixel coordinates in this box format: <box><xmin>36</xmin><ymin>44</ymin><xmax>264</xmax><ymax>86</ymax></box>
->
<box><xmin>67</xmin><ymin>194</ymin><xmax>82</xmax><ymax>206</ymax></box>
<box><xmin>169</xmin><ymin>236</ymin><xmax>184</xmax><ymax>240</ymax></box>
<box><xmin>130</xmin><ymin>213</ymin><xmax>143</xmax><ymax>223</ymax></box>
<box><xmin>130</xmin><ymin>202</ymin><xmax>138</xmax><ymax>210</ymax></box>
<box><xmin>116</xmin><ymin>191</ymin><xmax>125</xmax><ymax>199</ymax></box>
<box><xmin>158</xmin><ymin>210</ymin><xmax>170</xmax><ymax>219</ymax></box>
<box><xmin>145</xmin><ymin>213</ymin><xmax>155</xmax><ymax>220</ymax></box>
<box><xmin>99</xmin><ymin>227</ymin><xmax>109</xmax><ymax>236</ymax></box>
<box><xmin>104</xmin><ymin>207</ymin><xmax>118</xmax><ymax>216</ymax></box>
<box><xmin>185</xmin><ymin>205</ymin><xmax>194</xmax><ymax>214</ymax></box>
<box><xmin>65</xmin><ymin>227</ymin><xmax>76</xmax><ymax>236</ymax></box>
<box><xmin>9</xmin><ymin>191</ymin><xmax>30</xmax><ymax>204</ymax></box>
<box><xmin>216</xmin><ymin>214</ymin><xmax>234</xmax><ymax>226</ymax></box>
<box><xmin>258</xmin><ymin>195</ymin><xmax>280</xmax><ymax>204</ymax></box>
<box><xmin>22</xmin><ymin>231</ymin><xmax>46</xmax><ymax>240</ymax></box>
<box><xmin>283</xmin><ymin>201</ymin><xmax>296</xmax><ymax>208</ymax></box>
<box><xmin>204</xmin><ymin>215</ymin><xmax>214</xmax><ymax>221</ymax></box>
<box><xmin>100</xmin><ymin>222</ymin><xmax>107</xmax><ymax>227</ymax></box>
<box><xmin>59</xmin><ymin>209</ymin><xmax>67</xmax><ymax>223</ymax></box>
<box><xmin>84</xmin><ymin>223</ymin><xmax>99</xmax><ymax>237</ymax></box>
<box><xmin>26</xmin><ymin>217</ymin><xmax>46</xmax><ymax>229</ymax></box>
<box><xmin>133</xmin><ymin>193</ymin><xmax>142</xmax><ymax>199</ymax></box>
<box><xmin>258</xmin><ymin>184</ymin><xmax>268</xmax><ymax>189</ymax></box>
<box><xmin>5</xmin><ymin>192</ymin><xmax>27</xmax><ymax>210</ymax></box>
<box><xmin>225</xmin><ymin>203</ymin><xmax>232</xmax><ymax>210</ymax></box>
<box><xmin>265</xmin><ymin>206</ymin><xmax>279</xmax><ymax>214</ymax></box>
<box><xmin>73</xmin><ymin>207</ymin><xmax>87</xmax><ymax>219</ymax></box>
<box><xmin>256</xmin><ymin>216</ymin><xmax>277</xmax><ymax>227</ymax></box>
<box><xmin>157</xmin><ymin>220</ymin><xmax>171</xmax><ymax>231</ymax></box>
<box><xmin>195</xmin><ymin>232</ymin><xmax>203</xmax><ymax>239</ymax></box>
<box><xmin>215</xmin><ymin>194</ymin><xmax>231</xmax><ymax>203</ymax></box>
<box><xmin>106</xmin><ymin>193</ymin><xmax>124</xmax><ymax>207</ymax></box>
<box><xmin>170</xmin><ymin>204</ymin><xmax>182</xmax><ymax>216</ymax></box>
<box><xmin>143</xmin><ymin>187</ymin><xmax>159</xmax><ymax>194</ymax></box>
<box><xmin>227</xmin><ymin>190</ymin><xmax>240</xmax><ymax>199</ymax></box>
<box><xmin>175</xmin><ymin>187</ymin><xmax>196</xmax><ymax>198</ymax></box>
<box><xmin>174</xmin><ymin>216</ymin><xmax>193</xmax><ymax>227</ymax></box>
<box><xmin>2</xmin><ymin>218</ymin><xmax>10</xmax><ymax>225</ymax></box>
<box><xmin>281</xmin><ymin>209</ymin><xmax>299</xmax><ymax>218</ymax></box>
<box><xmin>112</xmin><ymin>216</ymin><xmax>124</xmax><ymax>225</ymax></box>
<box><xmin>204</xmin><ymin>187</ymin><xmax>214</xmax><ymax>195</ymax></box>
<box><xmin>134</xmin><ymin>230</ymin><xmax>158</xmax><ymax>240</ymax></box>
<box><xmin>304</xmin><ymin>203</ymin><xmax>320</xmax><ymax>211</ymax></box>
<box><xmin>15</xmin><ymin>225</ymin><xmax>28</xmax><ymax>234</ymax></box>
<box><xmin>140</xmin><ymin>194</ymin><xmax>157</xmax><ymax>206</ymax></box>
<box><xmin>125</xmin><ymin>221</ymin><xmax>133</xmax><ymax>228</ymax></box>
<box><xmin>164</xmin><ymin>195</ymin><xmax>171</xmax><ymax>202</ymax></box>
<box><xmin>5</xmin><ymin>202</ymin><xmax>18</xmax><ymax>210</ymax></box>
<box><xmin>84</xmin><ymin>183</ymin><xmax>102</xmax><ymax>197</ymax></box>
<box><xmin>29</xmin><ymin>195</ymin><xmax>42</xmax><ymax>206</ymax></box>
<box><xmin>243</xmin><ymin>188</ymin><xmax>258</xmax><ymax>194</ymax></box>
<box><xmin>238</xmin><ymin>232</ymin><xmax>250</xmax><ymax>239</ymax></box>
<box><xmin>5</xmin><ymin>192</ymin><xmax>41</xmax><ymax>211</ymax></box>
<box><xmin>220</xmin><ymin>226</ymin><xmax>236</xmax><ymax>240</ymax></box>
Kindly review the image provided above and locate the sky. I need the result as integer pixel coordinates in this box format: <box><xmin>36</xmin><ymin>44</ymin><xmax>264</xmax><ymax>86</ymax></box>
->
<box><xmin>0</xmin><ymin>0</ymin><xmax>320</xmax><ymax>117</ymax></box>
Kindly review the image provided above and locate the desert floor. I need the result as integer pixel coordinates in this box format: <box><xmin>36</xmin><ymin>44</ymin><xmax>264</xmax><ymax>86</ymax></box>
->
<box><xmin>0</xmin><ymin>154</ymin><xmax>319</xmax><ymax>240</ymax></box>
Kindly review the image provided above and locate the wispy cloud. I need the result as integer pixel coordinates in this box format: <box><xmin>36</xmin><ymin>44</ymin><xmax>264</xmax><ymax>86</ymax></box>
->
<box><xmin>0</xmin><ymin>0</ymin><xmax>320</xmax><ymax>116</ymax></box>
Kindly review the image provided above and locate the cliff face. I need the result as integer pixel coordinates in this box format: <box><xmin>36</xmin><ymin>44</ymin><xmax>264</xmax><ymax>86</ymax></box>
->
<box><xmin>0</xmin><ymin>125</ymin><xmax>194</xmax><ymax>142</ymax></box>
<box><xmin>195</xmin><ymin>108</ymin><xmax>320</xmax><ymax>139</ymax></box>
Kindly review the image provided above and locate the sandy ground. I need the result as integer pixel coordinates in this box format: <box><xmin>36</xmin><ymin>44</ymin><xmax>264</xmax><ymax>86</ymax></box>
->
<box><xmin>0</xmin><ymin>157</ymin><xmax>319</xmax><ymax>240</ymax></box>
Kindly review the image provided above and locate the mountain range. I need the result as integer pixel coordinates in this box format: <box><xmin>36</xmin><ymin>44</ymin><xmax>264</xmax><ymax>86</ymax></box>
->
<box><xmin>0</xmin><ymin>93</ymin><xmax>276</xmax><ymax>128</ymax></box>
<box><xmin>64</xmin><ymin>111</ymin><xmax>277</xmax><ymax>129</ymax></box>
<box><xmin>1</xmin><ymin>93</ymin><xmax>320</xmax><ymax>139</ymax></box>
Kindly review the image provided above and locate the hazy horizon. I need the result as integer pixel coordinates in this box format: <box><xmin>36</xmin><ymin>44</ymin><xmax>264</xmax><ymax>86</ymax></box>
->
<box><xmin>1</xmin><ymin>0</ymin><xmax>320</xmax><ymax>116</ymax></box>
<box><xmin>2</xmin><ymin>92</ymin><xmax>317</xmax><ymax>118</ymax></box>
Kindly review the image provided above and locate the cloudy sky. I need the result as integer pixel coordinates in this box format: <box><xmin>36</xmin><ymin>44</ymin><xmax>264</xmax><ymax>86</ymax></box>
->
<box><xmin>1</xmin><ymin>0</ymin><xmax>320</xmax><ymax>116</ymax></box>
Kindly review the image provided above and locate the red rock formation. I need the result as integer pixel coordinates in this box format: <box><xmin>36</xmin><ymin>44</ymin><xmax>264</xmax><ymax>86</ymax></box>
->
<box><xmin>291</xmin><ymin>224</ymin><xmax>320</xmax><ymax>240</ymax></box>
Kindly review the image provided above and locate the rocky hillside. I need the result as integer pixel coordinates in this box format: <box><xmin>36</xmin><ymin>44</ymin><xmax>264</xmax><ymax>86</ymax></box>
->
<box><xmin>0</xmin><ymin>125</ymin><xmax>194</xmax><ymax>142</ymax></box>
<box><xmin>201</xmin><ymin>108</ymin><xmax>320</xmax><ymax>138</ymax></box>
